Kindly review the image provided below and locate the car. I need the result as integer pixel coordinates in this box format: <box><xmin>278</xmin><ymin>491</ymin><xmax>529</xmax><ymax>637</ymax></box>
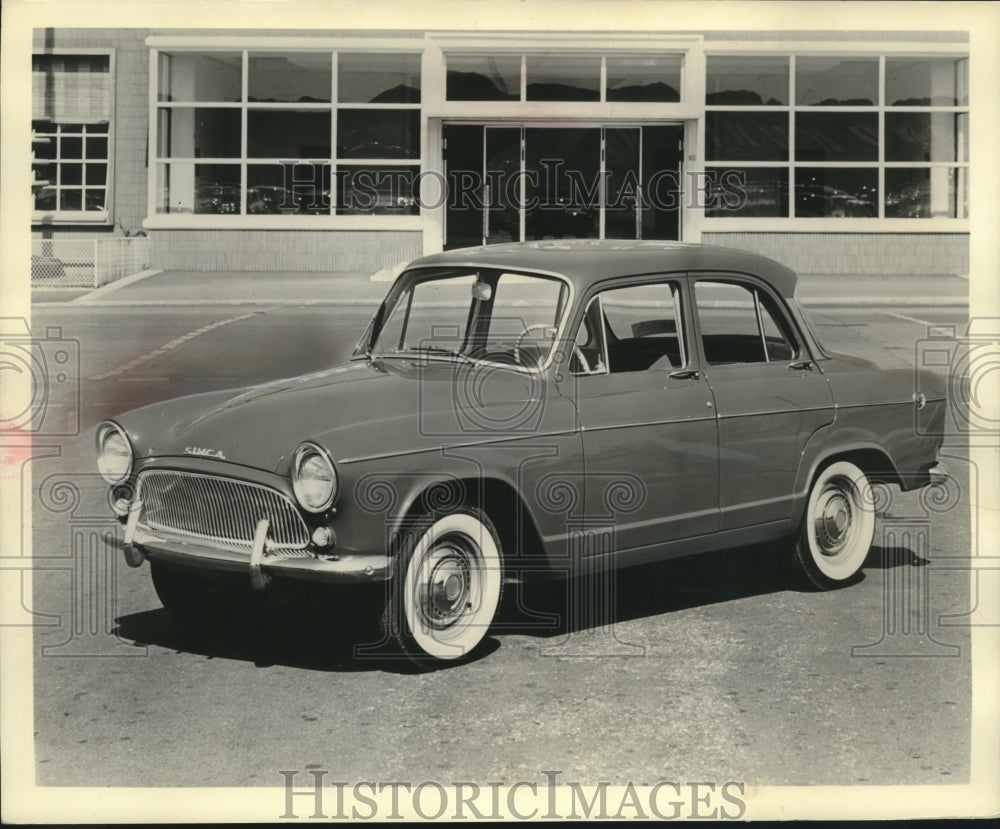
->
<box><xmin>95</xmin><ymin>240</ymin><xmax>949</xmax><ymax>666</ymax></box>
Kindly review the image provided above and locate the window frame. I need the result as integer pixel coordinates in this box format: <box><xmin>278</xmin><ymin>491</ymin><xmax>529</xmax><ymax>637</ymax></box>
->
<box><xmin>31</xmin><ymin>48</ymin><xmax>115</xmax><ymax>225</ymax></box>
<box><xmin>692</xmin><ymin>275</ymin><xmax>803</xmax><ymax>367</ymax></box>
<box><xmin>703</xmin><ymin>50</ymin><xmax>970</xmax><ymax>230</ymax></box>
<box><xmin>146</xmin><ymin>44</ymin><xmax>423</xmax><ymax>228</ymax></box>
<box><xmin>571</xmin><ymin>276</ymin><xmax>689</xmax><ymax>377</ymax></box>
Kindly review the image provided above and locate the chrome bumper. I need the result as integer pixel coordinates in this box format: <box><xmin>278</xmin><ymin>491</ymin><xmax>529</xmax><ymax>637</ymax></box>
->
<box><xmin>115</xmin><ymin>514</ymin><xmax>392</xmax><ymax>587</ymax></box>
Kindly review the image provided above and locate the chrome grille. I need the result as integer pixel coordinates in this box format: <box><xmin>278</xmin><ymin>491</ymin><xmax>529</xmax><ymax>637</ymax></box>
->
<box><xmin>136</xmin><ymin>470</ymin><xmax>310</xmax><ymax>556</ymax></box>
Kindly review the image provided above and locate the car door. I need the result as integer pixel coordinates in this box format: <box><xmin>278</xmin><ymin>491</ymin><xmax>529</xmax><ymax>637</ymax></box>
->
<box><xmin>568</xmin><ymin>277</ymin><xmax>719</xmax><ymax>557</ymax></box>
<box><xmin>692</xmin><ymin>275</ymin><xmax>835</xmax><ymax>530</ymax></box>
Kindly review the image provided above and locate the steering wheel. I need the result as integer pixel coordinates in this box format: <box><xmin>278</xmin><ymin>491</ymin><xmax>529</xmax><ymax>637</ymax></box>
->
<box><xmin>514</xmin><ymin>323</ymin><xmax>592</xmax><ymax>372</ymax></box>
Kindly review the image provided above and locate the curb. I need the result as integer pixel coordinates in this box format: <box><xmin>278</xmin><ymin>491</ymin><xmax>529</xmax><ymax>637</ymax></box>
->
<box><xmin>69</xmin><ymin>268</ymin><xmax>164</xmax><ymax>304</ymax></box>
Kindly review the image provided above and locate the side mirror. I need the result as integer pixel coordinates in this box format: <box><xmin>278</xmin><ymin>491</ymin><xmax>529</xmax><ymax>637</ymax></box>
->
<box><xmin>472</xmin><ymin>280</ymin><xmax>493</xmax><ymax>302</ymax></box>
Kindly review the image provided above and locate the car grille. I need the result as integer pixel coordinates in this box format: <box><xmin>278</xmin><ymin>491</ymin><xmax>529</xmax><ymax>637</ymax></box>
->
<box><xmin>136</xmin><ymin>470</ymin><xmax>311</xmax><ymax>556</ymax></box>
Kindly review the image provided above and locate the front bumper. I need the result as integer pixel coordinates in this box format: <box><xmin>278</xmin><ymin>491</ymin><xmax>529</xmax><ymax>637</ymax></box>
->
<box><xmin>115</xmin><ymin>513</ymin><xmax>392</xmax><ymax>588</ymax></box>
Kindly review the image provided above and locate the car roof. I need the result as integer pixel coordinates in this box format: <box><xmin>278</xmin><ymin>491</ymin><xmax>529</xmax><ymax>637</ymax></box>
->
<box><xmin>408</xmin><ymin>240</ymin><xmax>800</xmax><ymax>297</ymax></box>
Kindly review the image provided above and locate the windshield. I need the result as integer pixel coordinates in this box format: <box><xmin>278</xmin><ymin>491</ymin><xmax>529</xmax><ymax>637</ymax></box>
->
<box><xmin>360</xmin><ymin>268</ymin><xmax>570</xmax><ymax>369</ymax></box>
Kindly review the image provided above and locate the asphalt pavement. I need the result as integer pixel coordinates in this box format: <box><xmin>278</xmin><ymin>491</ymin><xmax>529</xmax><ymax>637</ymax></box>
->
<box><xmin>30</xmin><ymin>266</ymin><xmax>971</xmax><ymax>308</ymax></box>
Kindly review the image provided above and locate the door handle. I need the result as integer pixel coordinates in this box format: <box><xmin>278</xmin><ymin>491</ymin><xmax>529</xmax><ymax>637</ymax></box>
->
<box><xmin>668</xmin><ymin>369</ymin><xmax>700</xmax><ymax>381</ymax></box>
<box><xmin>788</xmin><ymin>361</ymin><xmax>813</xmax><ymax>372</ymax></box>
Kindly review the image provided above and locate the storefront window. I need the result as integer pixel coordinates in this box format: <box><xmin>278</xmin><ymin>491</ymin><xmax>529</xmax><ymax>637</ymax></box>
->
<box><xmin>446</xmin><ymin>54</ymin><xmax>521</xmax><ymax>101</ymax></box>
<box><xmin>795</xmin><ymin>112</ymin><xmax>878</xmax><ymax>161</ymax></box>
<box><xmin>706</xmin><ymin>56</ymin><xmax>788</xmax><ymax>105</ymax></box>
<box><xmin>885</xmin><ymin>112</ymin><xmax>967</xmax><ymax>162</ymax></box>
<box><xmin>606</xmin><ymin>55</ymin><xmax>681</xmax><ymax>102</ymax></box>
<box><xmin>705</xmin><ymin>168</ymin><xmax>789</xmax><ymax>218</ymax></box>
<box><xmin>526</xmin><ymin>55</ymin><xmax>601</xmax><ymax>101</ymax></box>
<box><xmin>795</xmin><ymin>57</ymin><xmax>878</xmax><ymax>106</ymax></box>
<box><xmin>337</xmin><ymin>165</ymin><xmax>420</xmax><ymax>215</ymax></box>
<box><xmin>154</xmin><ymin>48</ymin><xmax>421</xmax><ymax>217</ymax></box>
<box><xmin>706</xmin><ymin>53</ymin><xmax>968</xmax><ymax>220</ymax></box>
<box><xmin>338</xmin><ymin>53</ymin><xmax>421</xmax><ymax>103</ymax></box>
<box><xmin>158</xmin><ymin>52</ymin><xmax>241</xmax><ymax>102</ymax></box>
<box><xmin>885</xmin><ymin>168</ymin><xmax>962</xmax><ymax>218</ymax></box>
<box><xmin>706</xmin><ymin>112</ymin><xmax>789</xmax><ymax>161</ymax></box>
<box><xmin>795</xmin><ymin>168</ymin><xmax>878</xmax><ymax>218</ymax></box>
<box><xmin>248</xmin><ymin>53</ymin><xmax>331</xmax><ymax>103</ymax></box>
<box><xmin>885</xmin><ymin>57</ymin><xmax>968</xmax><ymax>106</ymax></box>
<box><xmin>337</xmin><ymin>109</ymin><xmax>419</xmax><ymax>159</ymax></box>
<box><xmin>247</xmin><ymin>110</ymin><xmax>331</xmax><ymax>158</ymax></box>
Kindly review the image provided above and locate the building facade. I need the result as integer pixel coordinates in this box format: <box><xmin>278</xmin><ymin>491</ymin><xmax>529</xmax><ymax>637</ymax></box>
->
<box><xmin>32</xmin><ymin>28</ymin><xmax>970</xmax><ymax>275</ymax></box>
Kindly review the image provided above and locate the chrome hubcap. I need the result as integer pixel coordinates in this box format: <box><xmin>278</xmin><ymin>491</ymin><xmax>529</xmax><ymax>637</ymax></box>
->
<box><xmin>814</xmin><ymin>486</ymin><xmax>854</xmax><ymax>555</ymax></box>
<box><xmin>422</xmin><ymin>543</ymin><xmax>473</xmax><ymax>626</ymax></box>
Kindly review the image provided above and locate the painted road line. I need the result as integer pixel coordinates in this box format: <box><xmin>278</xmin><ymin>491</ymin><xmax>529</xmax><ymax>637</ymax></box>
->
<box><xmin>88</xmin><ymin>312</ymin><xmax>258</xmax><ymax>380</ymax></box>
<box><xmin>884</xmin><ymin>311</ymin><xmax>942</xmax><ymax>327</ymax></box>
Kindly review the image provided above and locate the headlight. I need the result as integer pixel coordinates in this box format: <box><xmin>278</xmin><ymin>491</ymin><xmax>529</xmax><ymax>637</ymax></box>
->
<box><xmin>291</xmin><ymin>442</ymin><xmax>337</xmax><ymax>512</ymax></box>
<box><xmin>95</xmin><ymin>421</ymin><xmax>133</xmax><ymax>484</ymax></box>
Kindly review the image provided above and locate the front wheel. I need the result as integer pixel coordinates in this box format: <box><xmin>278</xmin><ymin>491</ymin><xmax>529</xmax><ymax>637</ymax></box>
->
<box><xmin>384</xmin><ymin>509</ymin><xmax>504</xmax><ymax>666</ymax></box>
<box><xmin>793</xmin><ymin>461</ymin><xmax>876</xmax><ymax>589</ymax></box>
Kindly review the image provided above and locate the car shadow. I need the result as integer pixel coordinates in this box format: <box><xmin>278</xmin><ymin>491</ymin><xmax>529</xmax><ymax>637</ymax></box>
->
<box><xmin>114</xmin><ymin>583</ymin><xmax>499</xmax><ymax>675</ymax></box>
<box><xmin>114</xmin><ymin>540</ymin><xmax>927</xmax><ymax>671</ymax></box>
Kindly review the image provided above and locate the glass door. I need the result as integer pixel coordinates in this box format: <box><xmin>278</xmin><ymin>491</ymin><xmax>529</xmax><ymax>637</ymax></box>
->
<box><xmin>443</xmin><ymin>122</ymin><xmax>684</xmax><ymax>249</ymax></box>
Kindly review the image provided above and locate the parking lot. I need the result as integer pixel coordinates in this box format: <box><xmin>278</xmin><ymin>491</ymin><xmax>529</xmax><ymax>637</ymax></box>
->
<box><xmin>19</xmin><ymin>291</ymin><xmax>976</xmax><ymax>792</ymax></box>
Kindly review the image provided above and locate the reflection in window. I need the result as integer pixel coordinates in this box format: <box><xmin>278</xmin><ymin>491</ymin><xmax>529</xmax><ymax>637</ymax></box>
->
<box><xmin>885</xmin><ymin>168</ymin><xmax>963</xmax><ymax>219</ymax></box>
<box><xmin>158</xmin><ymin>52</ymin><xmax>242</xmax><ymax>102</ymax></box>
<box><xmin>795</xmin><ymin>57</ymin><xmax>877</xmax><ymax>106</ymax></box>
<box><xmin>526</xmin><ymin>55</ymin><xmax>600</xmax><ymax>101</ymax></box>
<box><xmin>338</xmin><ymin>53</ymin><xmax>421</xmax><ymax>103</ymax></box>
<box><xmin>337</xmin><ymin>165</ymin><xmax>419</xmax><ymax>215</ymax></box>
<box><xmin>795</xmin><ymin>168</ymin><xmax>877</xmax><ymax>218</ymax></box>
<box><xmin>885</xmin><ymin>112</ymin><xmax>966</xmax><ymax>162</ymax></box>
<box><xmin>795</xmin><ymin>113</ymin><xmax>878</xmax><ymax>162</ymax></box>
<box><xmin>338</xmin><ymin>109</ymin><xmax>419</xmax><ymax>159</ymax></box>
<box><xmin>706</xmin><ymin>112</ymin><xmax>789</xmax><ymax>161</ymax></box>
<box><xmin>158</xmin><ymin>108</ymin><xmax>242</xmax><ymax>159</ymax></box>
<box><xmin>248</xmin><ymin>53</ymin><xmax>331</xmax><ymax>102</ymax></box>
<box><xmin>705</xmin><ymin>168</ymin><xmax>789</xmax><ymax>217</ymax></box>
<box><xmin>247</xmin><ymin>163</ymin><xmax>331</xmax><ymax>215</ymax></box>
<box><xmin>606</xmin><ymin>55</ymin><xmax>681</xmax><ymax>102</ymax></box>
<box><xmin>446</xmin><ymin>54</ymin><xmax>521</xmax><ymax>100</ymax></box>
<box><xmin>885</xmin><ymin>57</ymin><xmax>968</xmax><ymax>106</ymax></box>
<box><xmin>156</xmin><ymin>162</ymin><xmax>241</xmax><ymax>214</ymax></box>
<box><xmin>247</xmin><ymin>110</ymin><xmax>331</xmax><ymax>158</ymax></box>
<box><xmin>706</xmin><ymin>56</ymin><xmax>788</xmax><ymax>105</ymax></box>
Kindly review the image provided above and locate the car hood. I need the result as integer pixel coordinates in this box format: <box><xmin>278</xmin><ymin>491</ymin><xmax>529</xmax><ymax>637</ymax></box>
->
<box><xmin>115</xmin><ymin>358</ymin><xmax>548</xmax><ymax>472</ymax></box>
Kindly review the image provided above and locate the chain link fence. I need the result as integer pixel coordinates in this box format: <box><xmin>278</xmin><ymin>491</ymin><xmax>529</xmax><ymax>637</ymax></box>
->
<box><xmin>31</xmin><ymin>237</ymin><xmax>150</xmax><ymax>288</ymax></box>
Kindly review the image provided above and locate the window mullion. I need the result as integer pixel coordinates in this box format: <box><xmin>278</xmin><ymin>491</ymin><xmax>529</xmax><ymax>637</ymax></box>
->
<box><xmin>241</xmin><ymin>50</ymin><xmax>249</xmax><ymax>216</ymax></box>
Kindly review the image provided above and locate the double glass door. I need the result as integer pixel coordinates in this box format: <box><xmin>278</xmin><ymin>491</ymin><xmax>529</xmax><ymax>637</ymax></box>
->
<box><xmin>443</xmin><ymin>124</ymin><xmax>683</xmax><ymax>249</ymax></box>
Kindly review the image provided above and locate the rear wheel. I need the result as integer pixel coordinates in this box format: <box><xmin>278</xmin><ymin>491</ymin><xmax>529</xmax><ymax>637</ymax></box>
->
<box><xmin>793</xmin><ymin>461</ymin><xmax>876</xmax><ymax>589</ymax></box>
<box><xmin>383</xmin><ymin>508</ymin><xmax>504</xmax><ymax>666</ymax></box>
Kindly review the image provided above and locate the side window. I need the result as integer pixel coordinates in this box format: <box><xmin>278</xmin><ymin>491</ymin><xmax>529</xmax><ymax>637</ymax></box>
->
<box><xmin>694</xmin><ymin>280</ymin><xmax>798</xmax><ymax>365</ymax></box>
<box><xmin>571</xmin><ymin>280</ymin><xmax>686</xmax><ymax>375</ymax></box>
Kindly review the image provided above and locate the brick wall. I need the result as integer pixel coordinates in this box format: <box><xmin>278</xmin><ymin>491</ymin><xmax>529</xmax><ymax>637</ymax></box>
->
<box><xmin>701</xmin><ymin>232</ymin><xmax>970</xmax><ymax>276</ymax></box>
